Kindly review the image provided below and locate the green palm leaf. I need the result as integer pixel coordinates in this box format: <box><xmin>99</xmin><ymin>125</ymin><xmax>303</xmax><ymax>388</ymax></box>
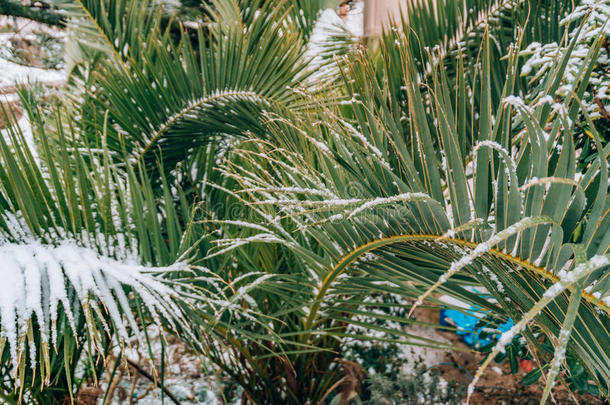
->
<box><xmin>50</xmin><ymin>0</ymin><xmax>343</xmax><ymax>176</ymax></box>
<box><xmin>212</xmin><ymin>19</ymin><xmax>610</xmax><ymax>398</ymax></box>
<box><xmin>0</xmin><ymin>110</ymin><xmax>202</xmax><ymax>402</ymax></box>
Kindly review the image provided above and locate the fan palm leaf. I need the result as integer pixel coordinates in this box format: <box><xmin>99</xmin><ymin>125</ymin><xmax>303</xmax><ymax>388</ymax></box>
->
<box><xmin>212</xmin><ymin>22</ymin><xmax>610</xmax><ymax>399</ymax></box>
<box><xmin>369</xmin><ymin>0</ymin><xmax>578</xmax><ymax>135</ymax></box>
<box><xmin>46</xmin><ymin>0</ymin><xmax>345</xmax><ymax>176</ymax></box>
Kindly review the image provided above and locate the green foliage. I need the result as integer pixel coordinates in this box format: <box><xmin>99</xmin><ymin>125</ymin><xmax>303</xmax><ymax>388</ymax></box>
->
<box><xmin>518</xmin><ymin>1</ymin><xmax>610</xmax><ymax>172</ymax></box>
<box><xmin>364</xmin><ymin>361</ymin><xmax>465</xmax><ymax>405</ymax></box>
<box><xmin>0</xmin><ymin>0</ymin><xmax>608</xmax><ymax>404</ymax></box>
<box><xmin>209</xmin><ymin>5</ymin><xmax>609</xmax><ymax>402</ymax></box>
<box><xmin>343</xmin><ymin>294</ymin><xmax>410</xmax><ymax>379</ymax></box>
<box><xmin>0</xmin><ymin>97</ymin><xmax>208</xmax><ymax>402</ymax></box>
<box><xmin>0</xmin><ymin>0</ymin><xmax>65</xmax><ymax>26</ymax></box>
<box><xmin>49</xmin><ymin>0</ymin><xmax>336</xmax><ymax>179</ymax></box>
<box><xmin>518</xmin><ymin>334</ymin><xmax>602</xmax><ymax>396</ymax></box>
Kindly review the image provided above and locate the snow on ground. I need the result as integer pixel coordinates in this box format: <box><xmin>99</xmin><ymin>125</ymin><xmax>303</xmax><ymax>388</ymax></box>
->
<box><xmin>400</xmin><ymin>314</ymin><xmax>452</xmax><ymax>398</ymax></box>
<box><xmin>0</xmin><ymin>28</ymin><xmax>65</xmax><ymax>88</ymax></box>
<box><xmin>0</xmin><ymin>91</ymin><xmax>19</xmax><ymax>102</ymax></box>
<box><xmin>98</xmin><ymin>326</ymin><xmax>231</xmax><ymax>405</ymax></box>
<box><xmin>0</xmin><ymin>53</ymin><xmax>64</xmax><ymax>87</ymax></box>
<box><xmin>0</xmin><ymin>18</ymin><xmax>66</xmax><ymax>157</ymax></box>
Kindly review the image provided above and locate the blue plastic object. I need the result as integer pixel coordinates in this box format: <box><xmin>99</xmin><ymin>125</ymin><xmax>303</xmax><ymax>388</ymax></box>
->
<box><xmin>440</xmin><ymin>307</ymin><xmax>514</xmax><ymax>348</ymax></box>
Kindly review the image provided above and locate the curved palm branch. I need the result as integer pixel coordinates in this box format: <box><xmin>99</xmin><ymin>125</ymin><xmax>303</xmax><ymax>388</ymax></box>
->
<box><xmin>50</xmin><ymin>0</ymin><xmax>344</xmax><ymax>176</ymax></box>
<box><xmin>211</xmin><ymin>26</ymin><xmax>610</xmax><ymax>398</ymax></box>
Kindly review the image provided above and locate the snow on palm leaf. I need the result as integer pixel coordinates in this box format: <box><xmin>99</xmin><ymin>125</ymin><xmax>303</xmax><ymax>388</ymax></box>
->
<box><xmin>209</xmin><ymin>22</ymin><xmax>610</xmax><ymax>397</ymax></box>
<box><xmin>0</xmin><ymin>239</ymin><xmax>187</xmax><ymax>377</ymax></box>
<box><xmin>0</xmin><ymin>116</ymin><xmax>197</xmax><ymax>395</ymax></box>
<box><xmin>520</xmin><ymin>0</ymin><xmax>610</xmax><ymax>119</ymax></box>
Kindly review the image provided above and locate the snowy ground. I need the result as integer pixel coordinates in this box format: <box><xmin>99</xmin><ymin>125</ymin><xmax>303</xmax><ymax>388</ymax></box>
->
<box><xmin>0</xmin><ymin>16</ymin><xmax>65</xmax><ymax>155</ymax></box>
<box><xmin>0</xmin><ymin>43</ymin><xmax>64</xmax><ymax>88</ymax></box>
<box><xmin>0</xmin><ymin>16</ymin><xmax>65</xmax><ymax>88</ymax></box>
<box><xmin>97</xmin><ymin>327</ymin><xmax>228</xmax><ymax>405</ymax></box>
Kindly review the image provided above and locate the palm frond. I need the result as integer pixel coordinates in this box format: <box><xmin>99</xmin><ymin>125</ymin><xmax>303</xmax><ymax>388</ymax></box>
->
<box><xmin>0</xmin><ymin>111</ymin><xmax>199</xmax><ymax>399</ymax></box>
<box><xmin>372</xmin><ymin>0</ymin><xmax>577</xmax><ymax>122</ymax></box>
<box><xmin>50</xmin><ymin>0</ymin><xmax>342</xmax><ymax>176</ymax></box>
<box><xmin>211</xmin><ymin>20</ymin><xmax>610</xmax><ymax>397</ymax></box>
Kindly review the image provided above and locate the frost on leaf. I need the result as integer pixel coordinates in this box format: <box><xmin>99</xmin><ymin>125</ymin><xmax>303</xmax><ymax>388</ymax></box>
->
<box><xmin>0</xmin><ymin>240</ymin><xmax>187</xmax><ymax>375</ymax></box>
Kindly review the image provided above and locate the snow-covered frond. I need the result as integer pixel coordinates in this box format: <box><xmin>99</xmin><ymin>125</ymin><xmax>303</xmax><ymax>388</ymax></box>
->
<box><xmin>237</xmin><ymin>186</ymin><xmax>337</xmax><ymax>199</ymax></box>
<box><xmin>346</xmin><ymin>193</ymin><xmax>433</xmax><ymax>219</ymax></box>
<box><xmin>207</xmin><ymin>232</ymin><xmax>296</xmax><ymax>259</ymax></box>
<box><xmin>520</xmin><ymin>1</ymin><xmax>610</xmax><ymax>119</ymax></box>
<box><xmin>132</xmin><ymin>90</ymin><xmax>275</xmax><ymax>165</ymax></box>
<box><xmin>304</xmin><ymin>8</ymin><xmax>355</xmax><ymax>84</ymax></box>
<box><xmin>428</xmin><ymin>0</ymin><xmax>526</xmax><ymax>72</ymax></box>
<box><xmin>0</xmin><ymin>239</ymin><xmax>188</xmax><ymax>378</ymax></box>
<box><xmin>409</xmin><ymin>216</ymin><xmax>556</xmax><ymax>315</ymax></box>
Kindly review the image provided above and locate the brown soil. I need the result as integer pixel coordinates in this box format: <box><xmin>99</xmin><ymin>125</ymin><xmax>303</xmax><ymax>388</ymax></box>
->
<box><xmin>75</xmin><ymin>387</ymin><xmax>103</xmax><ymax>405</ymax></box>
<box><xmin>409</xmin><ymin>307</ymin><xmax>605</xmax><ymax>405</ymax></box>
<box><xmin>0</xmin><ymin>100</ymin><xmax>23</xmax><ymax>129</ymax></box>
<box><xmin>8</xmin><ymin>36</ymin><xmax>45</xmax><ymax>67</ymax></box>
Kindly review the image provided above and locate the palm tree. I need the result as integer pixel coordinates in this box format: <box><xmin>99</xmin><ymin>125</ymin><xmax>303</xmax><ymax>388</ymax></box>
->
<box><xmin>0</xmin><ymin>105</ymin><xmax>203</xmax><ymax>403</ymax></box>
<box><xmin>214</xmin><ymin>11</ymin><xmax>609</xmax><ymax>404</ymax></box>
<box><xmin>1</xmin><ymin>0</ymin><xmax>349</xmax><ymax>402</ymax></box>
<box><xmin>0</xmin><ymin>0</ymin><xmax>607</xmax><ymax>403</ymax></box>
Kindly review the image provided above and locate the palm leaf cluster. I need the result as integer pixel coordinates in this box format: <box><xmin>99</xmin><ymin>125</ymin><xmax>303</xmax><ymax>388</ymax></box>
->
<box><xmin>54</xmin><ymin>0</ymin><xmax>338</xmax><ymax>176</ymax></box>
<box><xmin>0</xmin><ymin>0</ymin><xmax>608</xmax><ymax>404</ymax></box>
<box><xmin>380</xmin><ymin>0</ymin><xmax>578</xmax><ymax>131</ymax></box>
<box><xmin>217</xmin><ymin>31</ymin><xmax>609</xmax><ymax>397</ymax></box>
<box><xmin>0</xmin><ymin>106</ymin><xmax>203</xmax><ymax>403</ymax></box>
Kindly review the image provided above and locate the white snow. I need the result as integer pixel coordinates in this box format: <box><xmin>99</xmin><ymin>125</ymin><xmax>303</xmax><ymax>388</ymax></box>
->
<box><xmin>0</xmin><ymin>239</ymin><xmax>186</xmax><ymax>375</ymax></box>
<box><xmin>304</xmin><ymin>7</ymin><xmax>354</xmax><ymax>83</ymax></box>
<box><xmin>495</xmin><ymin>322</ymin><xmax>521</xmax><ymax>352</ymax></box>
<box><xmin>503</xmin><ymin>95</ymin><xmax>532</xmax><ymax>112</ymax></box>
<box><xmin>0</xmin><ymin>56</ymin><xmax>64</xmax><ymax>88</ymax></box>
<box><xmin>347</xmin><ymin>192</ymin><xmax>430</xmax><ymax>218</ymax></box>
<box><xmin>343</xmin><ymin>1</ymin><xmax>364</xmax><ymax>38</ymax></box>
<box><xmin>0</xmin><ymin>30</ymin><xmax>64</xmax><ymax>89</ymax></box>
<box><xmin>492</xmin><ymin>254</ymin><xmax>609</xmax><ymax>358</ymax></box>
<box><xmin>520</xmin><ymin>1</ymin><xmax>610</xmax><ymax>119</ymax></box>
<box><xmin>0</xmin><ymin>23</ymin><xmax>66</xmax><ymax>159</ymax></box>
